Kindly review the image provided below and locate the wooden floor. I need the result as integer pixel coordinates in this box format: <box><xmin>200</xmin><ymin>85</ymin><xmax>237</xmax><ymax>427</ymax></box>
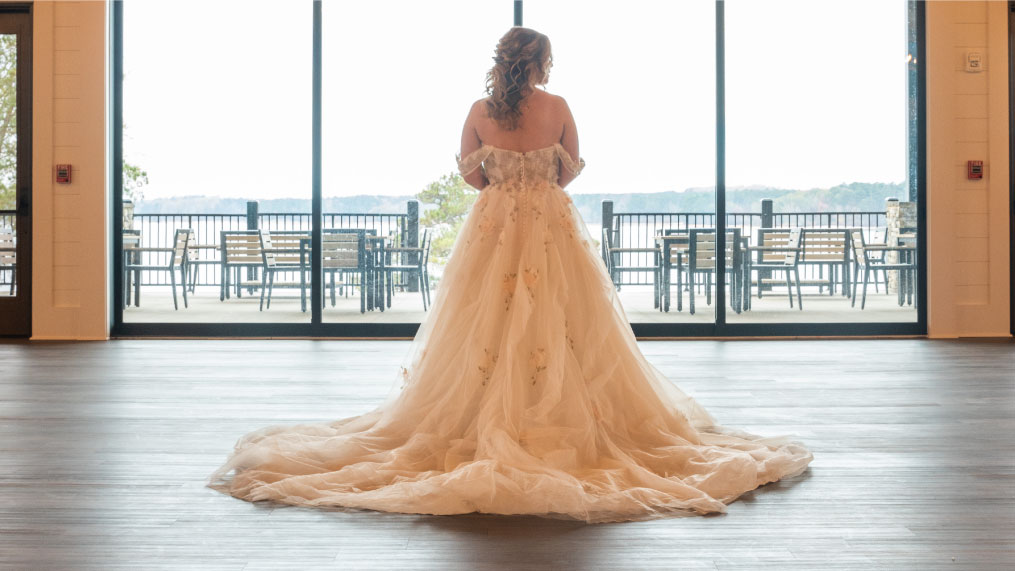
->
<box><xmin>0</xmin><ymin>338</ymin><xmax>1012</xmax><ymax>570</ymax></box>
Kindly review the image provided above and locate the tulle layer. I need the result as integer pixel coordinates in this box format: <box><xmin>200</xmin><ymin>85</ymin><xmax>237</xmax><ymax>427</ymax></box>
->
<box><xmin>206</xmin><ymin>179</ymin><xmax>814</xmax><ymax>523</ymax></box>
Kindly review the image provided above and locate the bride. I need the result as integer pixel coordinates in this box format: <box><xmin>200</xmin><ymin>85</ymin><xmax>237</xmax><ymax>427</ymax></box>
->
<box><xmin>207</xmin><ymin>27</ymin><xmax>813</xmax><ymax>523</ymax></box>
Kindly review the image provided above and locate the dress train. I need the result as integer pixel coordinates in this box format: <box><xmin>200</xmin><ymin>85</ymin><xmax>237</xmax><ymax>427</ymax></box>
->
<box><xmin>206</xmin><ymin>143</ymin><xmax>813</xmax><ymax>523</ymax></box>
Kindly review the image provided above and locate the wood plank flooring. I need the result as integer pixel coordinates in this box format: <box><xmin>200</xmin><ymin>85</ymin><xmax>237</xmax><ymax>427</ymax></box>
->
<box><xmin>0</xmin><ymin>339</ymin><xmax>1012</xmax><ymax>570</ymax></box>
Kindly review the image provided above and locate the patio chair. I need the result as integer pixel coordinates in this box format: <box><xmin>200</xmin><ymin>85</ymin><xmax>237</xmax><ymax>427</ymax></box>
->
<box><xmin>602</xmin><ymin>226</ymin><xmax>661</xmax><ymax>308</ymax></box>
<box><xmin>121</xmin><ymin>230</ymin><xmax>142</xmax><ymax>307</ymax></box>
<box><xmin>124</xmin><ymin>228</ymin><xmax>191</xmax><ymax>310</ymax></box>
<box><xmin>747</xmin><ymin>228</ymin><xmax>803</xmax><ymax>310</ymax></box>
<box><xmin>850</xmin><ymin>229</ymin><xmax>916</xmax><ymax>310</ymax></box>
<box><xmin>220</xmin><ymin>230</ymin><xmax>263</xmax><ymax>301</ymax></box>
<box><xmin>322</xmin><ymin>230</ymin><xmax>368</xmax><ymax>313</ymax></box>
<box><xmin>321</xmin><ymin>229</ymin><xmax>381</xmax><ymax>301</ymax></box>
<box><xmin>687</xmin><ymin>228</ymin><xmax>742</xmax><ymax>315</ymax></box>
<box><xmin>380</xmin><ymin>227</ymin><xmax>432</xmax><ymax>311</ymax></box>
<box><xmin>799</xmin><ymin>229</ymin><xmax>851</xmax><ymax>298</ymax></box>
<box><xmin>0</xmin><ymin>228</ymin><xmax>14</xmax><ymax>295</ymax></box>
<box><xmin>866</xmin><ymin>229</ymin><xmax>889</xmax><ymax>293</ymax></box>
<box><xmin>185</xmin><ymin>230</ymin><xmax>221</xmax><ymax>294</ymax></box>
<box><xmin>258</xmin><ymin>230</ymin><xmax>309</xmax><ymax>311</ymax></box>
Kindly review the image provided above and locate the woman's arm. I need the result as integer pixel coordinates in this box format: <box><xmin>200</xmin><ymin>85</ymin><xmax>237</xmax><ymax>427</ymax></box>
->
<box><xmin>460</xmin><ymin>100</ymin><xmax>489</xmax><ymax>190</ymax></box>
<box><xmin>557</xmin><ymin>97</ymin><xmax>580</xmax><ymax>189</ymax></box>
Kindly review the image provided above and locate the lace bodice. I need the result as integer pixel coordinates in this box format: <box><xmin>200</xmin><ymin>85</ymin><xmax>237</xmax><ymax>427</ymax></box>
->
<box><xmin>456</xmin><ymin>143</ymin><xmax>585</xmax><ymax>186</ymax></box>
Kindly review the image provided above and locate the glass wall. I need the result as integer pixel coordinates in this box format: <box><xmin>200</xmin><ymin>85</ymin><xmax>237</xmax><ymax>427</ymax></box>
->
<box><xmin>121</xmin><ymin>1</ymin><xmax>311</xmax><ymax>323</ymax></box>
<box><xmin>114</xmin><ymin>0</ymin><xmax>924</xmax><ymax>336</ymax></box>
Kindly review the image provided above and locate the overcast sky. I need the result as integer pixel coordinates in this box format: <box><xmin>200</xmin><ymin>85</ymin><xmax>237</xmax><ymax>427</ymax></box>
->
<box><xmin>123</xmin><ymin>0</ymin><xmax>908</xmax><ymax>202</ymax></box>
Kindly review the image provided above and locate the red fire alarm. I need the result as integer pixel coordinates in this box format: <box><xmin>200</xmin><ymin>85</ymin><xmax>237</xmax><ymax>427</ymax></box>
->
<box><xmin>967</xmin><ymin>160</ymin><xmax>983</xmax><ymax>180</ymax></box>
<box><xmin>56</xmin><ymin>164</ymin><xmax>71</xmax><ymax>183</ymax></box>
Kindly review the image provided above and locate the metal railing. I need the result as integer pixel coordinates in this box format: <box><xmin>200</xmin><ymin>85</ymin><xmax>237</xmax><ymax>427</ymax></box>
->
<box><xmin>601</xmin><ymin>199</ymin><xmax>890</xmax><ymax>286</ymax></box>
<box><xmin>772</xmin><ymin>211</ymin><xmax>885</xmax><ymax>232</ymax></box>
<box><xmin>128</xmin><ymin>200</ymin><xmax>419</xmax><ymax>287</ymax></box>
<box><xmin>125</xmin><ymin>197</ymin><xmax>896</xmax><ymax>292</ymax></box>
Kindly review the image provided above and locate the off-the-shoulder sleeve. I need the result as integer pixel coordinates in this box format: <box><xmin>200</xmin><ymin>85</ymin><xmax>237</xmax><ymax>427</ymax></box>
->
<box><xmin>456</xmin><ymin>146</ymin><xmax>493</xmax><ymax>177</ymax></box>
<box><xmin>554</xmin><ymin>144</ymin><xmax>586</xmax><ymax>176</ymax></box>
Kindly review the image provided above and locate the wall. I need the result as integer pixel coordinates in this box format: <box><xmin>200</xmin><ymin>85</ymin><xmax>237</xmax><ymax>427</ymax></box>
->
<box><xmin>927</xmin><ymin>0</ymin><xmax>1011</xmax><ymax>337</ymax></box>
<box><xmin>31</xmin><ymin>0</ymin><xmax>108</xmax><ymax>339</ymax></box>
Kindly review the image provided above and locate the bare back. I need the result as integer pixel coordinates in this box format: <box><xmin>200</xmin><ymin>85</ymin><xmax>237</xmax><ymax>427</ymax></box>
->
<box><xmin>460</xmin><ymin>88</ymin><xmax>580</xmax><ymax>190</ymax></box>
<box><xmin>473</xmin><ymin>90</ymin><xmax>566</xmax><ymax>151</ymax></box>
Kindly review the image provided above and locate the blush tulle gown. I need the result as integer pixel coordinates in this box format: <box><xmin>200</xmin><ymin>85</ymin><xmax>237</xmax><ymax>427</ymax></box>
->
<box><xmin>206</xmin><ymin>143</ymin><xmax>814</xmax><ymax>523</ymax></box>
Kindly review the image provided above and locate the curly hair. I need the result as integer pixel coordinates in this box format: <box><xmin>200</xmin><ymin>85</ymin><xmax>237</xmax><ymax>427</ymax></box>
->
<box><xmin>484</xmin><ymin>27</ymin><xmax>552</xmax><ymax>131</ymax></box>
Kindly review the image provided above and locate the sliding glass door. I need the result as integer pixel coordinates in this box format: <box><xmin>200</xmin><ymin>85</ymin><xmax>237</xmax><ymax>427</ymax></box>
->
<box><xmin>725</xmin><ymin>0</ymin><xmax>919</xmax><ymax>328</ymax></box>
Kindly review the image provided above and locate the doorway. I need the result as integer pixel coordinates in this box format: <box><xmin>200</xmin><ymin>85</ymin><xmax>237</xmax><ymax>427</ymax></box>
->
<box><xmin>0</xmin><ymin>5</ymin><xmax>31</xmax><ymax>337</ymax></box>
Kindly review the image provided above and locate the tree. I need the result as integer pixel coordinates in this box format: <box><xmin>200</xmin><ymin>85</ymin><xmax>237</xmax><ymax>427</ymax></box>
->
<box><xmin>123</xmin><ymin>161</ymin><xmax>149</xmax><ymax>202</ymax></box>
<box><xmin>416</xmin><ymin>172</ymin><xmax>478</xmax><ymax>267</ymax></box>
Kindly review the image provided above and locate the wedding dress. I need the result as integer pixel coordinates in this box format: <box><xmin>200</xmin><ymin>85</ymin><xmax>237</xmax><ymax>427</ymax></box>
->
<box><xmin>206</xmin><ymin>143</ymin><xmax>814</xmax><ymax>523</ymax></box>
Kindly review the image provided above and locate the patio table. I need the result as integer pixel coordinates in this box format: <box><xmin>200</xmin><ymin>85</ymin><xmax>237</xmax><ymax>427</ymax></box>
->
<box><xmin>297</xmin><ymin>234</ymin><xmax>390</xmax><ymax>313</ymax></box>
<box><xmin>364</xmin><ymin>235</ymin><xmax>389</xmax><ymax>312</ymax></box>
<box><xmin>654</xmin><ymin>232</ymin><xmax>748</xmax><ymax>314</ymax></box>
<box><xmin>654</xmin><ymin>233</ymin><xmax>687</xmax><ymax>312</ymax></box>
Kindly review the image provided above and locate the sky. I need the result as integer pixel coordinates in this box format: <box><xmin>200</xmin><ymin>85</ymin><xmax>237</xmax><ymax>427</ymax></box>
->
<box><xmin>122</xmin><ymin>0</ymin><xmax>909</xmax><ymax>202</ymax></box>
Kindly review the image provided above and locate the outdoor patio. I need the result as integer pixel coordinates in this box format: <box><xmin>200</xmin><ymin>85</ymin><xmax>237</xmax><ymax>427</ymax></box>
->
<box><xmin>119</xmin><ymin>197</ymin><xmax>920</xmax><ymax>328</ymax></box>
<box><xmin>122</xmin><ymin>284</ymin><xmax>917</xmax><ymax>325</ymax></box>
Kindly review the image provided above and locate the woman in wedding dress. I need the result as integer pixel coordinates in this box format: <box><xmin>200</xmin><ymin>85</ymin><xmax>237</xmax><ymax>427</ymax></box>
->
<box><xmin>207</xmin><ymin>27</ymin><xmax>813</xmax><ymax>523</ymax></box>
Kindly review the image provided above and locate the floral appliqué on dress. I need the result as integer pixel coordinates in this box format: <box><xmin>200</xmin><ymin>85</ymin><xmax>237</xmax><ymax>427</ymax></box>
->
<box><xmin>522</xmin><ymin>267</ymin><xmax>540</xmax><ymax>298</ymax></box>
<box><xmin>502</xmin><ymin>272</ymin><xmax>518</xmax><ymax>311</ymax></box>
<box><xmin>477</xmin><ymin>348</ymin><xmax>498</xmax><ymax>386</ymax></box>
<box><xmin>528</xmin><ymin>348</ymin><xmax>548</xmax><ymax>385</ymax></box>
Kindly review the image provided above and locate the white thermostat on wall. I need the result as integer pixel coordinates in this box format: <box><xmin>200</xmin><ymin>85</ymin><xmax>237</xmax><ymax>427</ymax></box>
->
<box><xmin>965</xmin><ymin>51</ymin><xmax>984</xmax><ymax>72</ymax></box>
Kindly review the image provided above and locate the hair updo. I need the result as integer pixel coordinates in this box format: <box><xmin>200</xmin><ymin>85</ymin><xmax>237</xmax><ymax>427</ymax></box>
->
<box><xmin>484</xmin><ymin>27</ymin><xmax>552</xmax><ymax>131</ymax></box>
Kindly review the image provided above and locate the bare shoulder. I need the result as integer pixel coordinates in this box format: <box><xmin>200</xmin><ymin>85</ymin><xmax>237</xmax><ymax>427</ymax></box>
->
<box><xmin>470</xmin><ymin>97</ymin><xmax>490</xmax><ymax>116</ymax></box>
<box><xmin>544</xmin><ymin>92</ymin><xmax>574</xmax><ymax>122</ymax></box>
<box><xmin>535</xmin><ymin>90</ymin><xmax>568</xmax><ymax>105</ymax></box>
<box><xmin>535</xmin><ymin>90</ymin><xmax>568</xmax><ymax>108</ymax></box>
<box><xmin>559</xmin><ymin>96</ymin><xmax>575</xmax><ymax>115</ymax></box>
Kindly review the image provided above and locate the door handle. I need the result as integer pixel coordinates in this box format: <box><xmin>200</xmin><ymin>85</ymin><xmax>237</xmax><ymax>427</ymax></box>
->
<box><xmin>17</xmin><ymin>196</ymin><xmax>28</xmax><ymax>216</ymax></box>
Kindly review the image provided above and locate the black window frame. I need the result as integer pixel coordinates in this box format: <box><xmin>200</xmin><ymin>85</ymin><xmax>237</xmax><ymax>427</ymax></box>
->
<box><xmin>110</xmin><ymin>0</ymin><xmax>927</xmax><ymax>338</ymax></box>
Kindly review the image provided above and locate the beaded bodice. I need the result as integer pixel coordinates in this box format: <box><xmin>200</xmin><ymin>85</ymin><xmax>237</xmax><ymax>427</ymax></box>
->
<box><xmin>456</xmin><ymin>143</ymin><xmax>585</xmax><ymax>186</ymax></box>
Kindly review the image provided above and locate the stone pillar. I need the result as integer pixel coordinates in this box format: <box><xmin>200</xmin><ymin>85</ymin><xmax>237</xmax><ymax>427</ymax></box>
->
<box><xmin>759</xmin><ymin>199</ymin><xmax>774</xmax><ymax>291</ymax></box>
<box><xmin>884</xmin><ymin>198</ymin><xmax>917</xmax><ymax>292</ymax></box>
<box><xmin>407</xmin><ymin>200</ymin><xmax>419</xmax><ymax>292</ymax></box>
